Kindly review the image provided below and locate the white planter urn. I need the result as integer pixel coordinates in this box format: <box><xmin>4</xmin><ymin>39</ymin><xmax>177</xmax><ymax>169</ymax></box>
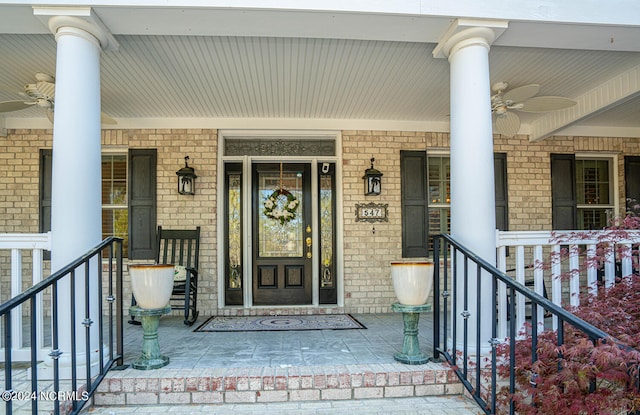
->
<box><xmin>390</xmin><ymin>261</ymin><xmax>434</xmax><ymax>306</ymax></box>
<box><xmin>130</xmin><ymin>264</ymin><xmax>175</xmax><ymax>309</ymax></box>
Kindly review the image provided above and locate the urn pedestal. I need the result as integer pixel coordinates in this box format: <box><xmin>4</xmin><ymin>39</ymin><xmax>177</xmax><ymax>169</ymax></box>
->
<box><xmin>129</xmin><ymin>264</ymin><xmax>175</xmax><ymax>370</ymax></box>
<box><xmin>390</xmin><ymin>261</ymin><xmax>434</xmax><ymax>365</ymax></box>
<box><xmin>129</xmin><ymin>305</ymin><xmax>171</xmax><ymax>370</ymax></box>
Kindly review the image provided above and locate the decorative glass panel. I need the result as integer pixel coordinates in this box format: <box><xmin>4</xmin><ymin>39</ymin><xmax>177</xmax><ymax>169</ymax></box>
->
<box><xmin>225</xmin><ymin>138</ymin><xmax>335</xmax><ymax>157</ymax></box>
<box><xmin>228</xmin><ymin>173</ymin><xmax>242</xmax><ymax>289</ymax></box>
<box><xmin>320</xmin><ymin>174</ymin><xmax>333</xmax><ymax>288</ymax></box>
<box><xmin>258</xmin><ymin>170</ymin><xmax>304</xmax><ymax>257</ymax></box>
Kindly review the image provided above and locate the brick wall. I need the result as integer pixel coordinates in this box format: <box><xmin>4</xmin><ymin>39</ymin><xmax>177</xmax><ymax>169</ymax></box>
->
<box><xmin>341</xmin><ymin>130</ymin><xmax>448</xmax><ymax>313</ymax></box>
<box><xmin>117</xmin><ymin>128</ymin><xmax>219</xmax><ymax>313</ymax></box>
<box><xmin>1</xmin><ymin>128</ymin><xmax>639</xmax><ymax>315</ymax></box>
<box><xmin>0</xmin><ymin>128</ymin><xmax>218</xmax><ymax>314</ymax></box>
<box><xmin>0</xmin><ymin>129</ymin><xmax>52</xmax><ymax>234</ymax></box>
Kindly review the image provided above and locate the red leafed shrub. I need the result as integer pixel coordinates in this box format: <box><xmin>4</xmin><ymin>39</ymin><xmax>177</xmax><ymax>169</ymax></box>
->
<box><xmin>496</xmin><ymin>277</ymin><xmax>640</xmax><ymax>414</ymax></box>
<box><xmin>495</xmin><ymin>213</ymin><xmax>640</xmax><ymax>414</ymax></box>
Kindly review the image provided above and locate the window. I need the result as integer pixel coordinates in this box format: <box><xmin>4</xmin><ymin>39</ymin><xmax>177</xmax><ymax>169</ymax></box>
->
<box><xmin>551</xmin><ymin>154</ymin><xmax>616</xmax><ymax>230</ymax></box>
<box><xmin>102</xmin><ymin>153</ymin><xmax>129</xmax><ymax>254</ymax></box>
<box><xmin>576</xmin><ymin>159</ymin><xmax>613</xmax><ymax>229</ymax></box>
<box><xmin>400</xmin><ymin>151</ymin><xmax>507</xmax><ymax>257</ymax></box>
<box><xmin>40</xmin><ymin>149</ymin><xmax>156</xmax><ymax>259</ymax></box>
<box><xmin>427</xmin><ymin>156</ymin><xmax>451</xmax><ymax>239</ymax></box>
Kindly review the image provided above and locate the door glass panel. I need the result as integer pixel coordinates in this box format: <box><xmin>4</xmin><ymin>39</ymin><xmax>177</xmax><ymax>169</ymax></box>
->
<box><xmin>320</xmin><ymin>174</ymin><xmax>334</xmax><ymax>288</ymax></box>
<box><xmin>228</xmin><ymin>173</ymin><xmax>242</xmax><ymax>290</ymax></box>
<box><xmin>258</xmin><ymin>169</ymin><xmax>304</xmax><ymax>257</ymax></box>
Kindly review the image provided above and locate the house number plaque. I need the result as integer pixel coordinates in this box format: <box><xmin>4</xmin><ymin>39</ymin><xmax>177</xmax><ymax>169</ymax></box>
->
<box><xmin>355</xmin><ymin>202</ymin><xmax>388</xmax><ymax>222</ymax></box>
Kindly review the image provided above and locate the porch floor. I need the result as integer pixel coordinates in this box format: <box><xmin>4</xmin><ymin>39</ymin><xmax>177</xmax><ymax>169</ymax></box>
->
<box><xmin>6</xmin><ymin>313</ymin><xmax>480</xmax><ymax>414</ymax></box>
<box><xmin>85</xmin><ymin>312</ymin><xmax>478</xmax><ymax>413</ymax></box>
<box><xmin>122</xmin><ymin>313</ymin><xmax>429</xmax><ymax>369</ymax></box>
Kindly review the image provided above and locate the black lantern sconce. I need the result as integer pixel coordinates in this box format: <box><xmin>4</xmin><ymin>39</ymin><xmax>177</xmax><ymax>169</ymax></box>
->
<box><xmin>363</xmin><ymin>157</ymin><xmax>383</xmax><ymax>196</ymax></box>
<box><xmin>176</xmin><ymin>156</ymin><xmax>197</xmax><ymax>195</ymax></box>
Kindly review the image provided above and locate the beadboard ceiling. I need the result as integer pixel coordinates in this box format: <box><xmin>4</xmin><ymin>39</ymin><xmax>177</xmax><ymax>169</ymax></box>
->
<box><xmin>0</xmin><ymin>4</ymin><xmax>639</xmax><ymax>139</ymax></box>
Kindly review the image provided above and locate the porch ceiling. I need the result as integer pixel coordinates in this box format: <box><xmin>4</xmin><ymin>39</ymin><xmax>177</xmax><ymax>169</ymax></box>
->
<box><xmin>0</xmin><ymin>3</ymin><xmax>639</xmax><ymax>140</ymax></box>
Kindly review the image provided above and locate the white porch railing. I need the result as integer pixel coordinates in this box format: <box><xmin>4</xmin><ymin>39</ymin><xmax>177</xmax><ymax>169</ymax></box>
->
<box><xmin>496</xmin><ymin>229</ymin><xmax>640</xmax><ymax>338</ymax></box>
<box><xmin>0</xmin><ymin>232</ymin><xmax>51</xmax><ymax>361</ymax></box>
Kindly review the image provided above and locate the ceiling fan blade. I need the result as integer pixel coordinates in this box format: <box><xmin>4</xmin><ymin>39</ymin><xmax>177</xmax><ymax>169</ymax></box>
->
<box><xmin>46</xmin><ymin>108</ymin><xmax>54</xmax><ymax>123</ymax></box>
<box><xmin>495</xmin><ymin>111</ymin><xmax>521</xmax><ymax>137</ymax></box>
<box><xmin>518</xmin><ymin>96</ymin><xmax>577</xmax><ymax>113</ymax></box>
<box><xmin>503</xmin><ymin>84</ymin><xmax>540</xmax><ymax>104</ymax></box>
<box><xmin>0</xmin><ymin>100</ymin><xmax>35</xmax><ymax>113</ymax></box>
<box><xmin>101</xmin><ymin>113</ymin><xmax>117</xmax><ymax>125</ymax></box>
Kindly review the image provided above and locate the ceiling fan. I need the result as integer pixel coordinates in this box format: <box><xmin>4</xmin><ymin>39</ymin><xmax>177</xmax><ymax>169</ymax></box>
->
<box><xmin>491</xmin><ymin>81</ymin><xmax>576</xmax><ymax>137</ymax></box>
<box><xmin>0</xmin><ymin>73</ymin><xmax>116</xmax><ymax>125</ymax></box>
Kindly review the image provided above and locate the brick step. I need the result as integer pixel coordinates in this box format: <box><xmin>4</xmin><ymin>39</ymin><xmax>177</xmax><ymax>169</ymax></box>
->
<box><xmin>93</xmin><ymin>362</ymin><xmax>464</xmax><ymax>406</ymax></box>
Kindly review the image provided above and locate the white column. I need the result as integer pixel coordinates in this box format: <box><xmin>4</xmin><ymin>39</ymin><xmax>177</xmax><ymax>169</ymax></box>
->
<box><xmin>50</xmin><ymin>26</ymin><xmax>102</xmax><ymax>379</ymax></box>
<box><xmin>51</xmin><ymin>27</ymin><xmax>102</xmax><ymax>269</ymax></box>
<box><xmin>434</xmin><ymin>21</ymin><xmax>507</xmax><ymax>354</ymax></box>
<box><xmin>33</xmin><ymin>7</ymin><xmax>116</xmax><ymax>378</ymax></box>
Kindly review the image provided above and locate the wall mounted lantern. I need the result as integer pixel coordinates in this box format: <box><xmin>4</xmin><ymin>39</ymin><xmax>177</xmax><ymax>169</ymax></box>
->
<box><xmin>363</xmin><ymin>157</ymin><xmax>383</xmax><ymax>196</ymax></box>
<box><xmin>176</xmin><ymin>156</ymin><xmax>197</xmax><ymax>195</ymax></box>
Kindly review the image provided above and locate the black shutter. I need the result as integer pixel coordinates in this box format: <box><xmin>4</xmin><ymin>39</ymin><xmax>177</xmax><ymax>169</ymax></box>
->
<box><xmin>625</xmin><ymin>156</ymin><xmax>640</xmax><ymax>214</ymax></box>
<box><xmin>494</xmin><ymin>153</ymin><xmax>508</xmax><ymax>231</ymax></box>
<box><xmin>551</xmin><ymin>153</ymin><xmax>577</xmax><ymax>230</ymax></box>
<box><xmin>128</xmin><ymin>149</ymin><xmax>157</xmax><ymax>259</ymax></box>
<box><xmin>39</xmin><ymin>149</ymin><xmax>52</xmax><ymax>233</ymax></box>
<box><xmin>39</xmin><ymin>149</ymin><xmax>52</xmax><ymax>260</ymax></box>
<box><xmin>400</xmin><ymin>151</ymin><xmax>428</xmax><ymax>257</ymax></box>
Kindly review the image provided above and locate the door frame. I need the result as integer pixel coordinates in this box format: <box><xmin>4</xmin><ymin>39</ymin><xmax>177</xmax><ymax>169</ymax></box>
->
<box><xmin>216</xmin><ymin>130</ymin><xmax>344</xmax><ymax>309</ymax></box>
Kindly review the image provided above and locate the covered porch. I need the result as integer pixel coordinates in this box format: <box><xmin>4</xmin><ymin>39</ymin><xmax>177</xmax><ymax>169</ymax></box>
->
<box><xmin>1</xmin><ymin>2</ymin><xmax>640</xmax><ymax>320</ymax></box>
<box><xmin>3</xmin><ymin>227</ymin><xmax>639</xmax><ymax>413</ymax></box>
<box><xmin>1</xmin><ymin>1</ymin><xmax>640</xmax><ymax>413</ymax></box>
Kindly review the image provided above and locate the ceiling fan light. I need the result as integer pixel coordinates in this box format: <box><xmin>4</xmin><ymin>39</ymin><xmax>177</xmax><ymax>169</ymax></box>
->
<box><xmin>36</xmin><ymin>99</ymin><xmax>51</xmax><ymax>108</ymax></box>
<box><xmin>494</xmin><ymin>106</ymin><xmax>507</xmax><ymax>116</ymax></box>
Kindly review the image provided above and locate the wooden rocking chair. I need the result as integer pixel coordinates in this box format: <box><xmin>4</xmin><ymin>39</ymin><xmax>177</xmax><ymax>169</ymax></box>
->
<box><xmin>129</xmin><ymin>226</ymin><xmax>201</xmax><ymax>326</ymax></box>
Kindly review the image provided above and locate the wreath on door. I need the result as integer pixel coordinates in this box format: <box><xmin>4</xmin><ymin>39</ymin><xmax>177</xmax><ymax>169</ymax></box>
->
<box><xmin>264</xmin><ymin>188</ymin><xmax>299</xmax><ymax>225</ymax></box>
<box><xmin>263</xmin><ymin>163</ymin><xmax>300</xmax><ymax>225</ymax></box>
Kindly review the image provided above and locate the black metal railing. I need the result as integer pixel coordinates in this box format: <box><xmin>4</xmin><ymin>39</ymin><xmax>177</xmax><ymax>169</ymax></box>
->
<box><xmin>432</xmin><ymin>233</ymin><xmax>632</xmax><ymax>415</ymax></box>
<box><xmin>1</xmin><ymin>237</ymin><xmax>124</xmax><ymax>415</ymax></box>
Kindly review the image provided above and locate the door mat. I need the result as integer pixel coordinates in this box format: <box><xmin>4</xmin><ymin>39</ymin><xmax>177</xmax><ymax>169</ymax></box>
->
<box><xmin>194</xmin><ymin>314</ymin><xmax>366</xmax><ymax>332</ymax></box>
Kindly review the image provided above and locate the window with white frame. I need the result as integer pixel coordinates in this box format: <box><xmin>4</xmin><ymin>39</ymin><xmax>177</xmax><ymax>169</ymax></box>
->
<box><xmin>576</xmin><ymin>156</ymin><xmax>615</xmax><ymax>229</ymax></box>
<box><xmin>400</xmin><ymin>151</ymin><xmax>507</xmax><ymax>256</ymax></box>
<box><xmin>41</xmin><ymin>149</ymin><xmax>156</xmax><ymax>259</ymax></box>
<box><xmin>101</xmin><ymin>153</ymin><xmax>129</xmax><ymax>254</ymax></box>
<box><xmin>427</xmin><ymin>156</ymin><xmax>451</xmax><ymax>238</ymax></box>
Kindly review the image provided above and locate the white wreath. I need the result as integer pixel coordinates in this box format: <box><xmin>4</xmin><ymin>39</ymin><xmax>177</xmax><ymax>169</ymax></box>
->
<box><xmin>264</xmin><ymin>189</ymin><xmax>300</xmax><ymax>225</ymax></box>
